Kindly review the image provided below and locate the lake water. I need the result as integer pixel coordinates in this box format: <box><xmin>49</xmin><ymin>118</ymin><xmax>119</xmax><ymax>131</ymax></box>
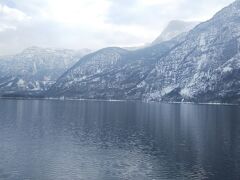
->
<box><xmin>0</xmin><ymin>99</ymin><xmax>239</xmax><ymax>180</ymax></box>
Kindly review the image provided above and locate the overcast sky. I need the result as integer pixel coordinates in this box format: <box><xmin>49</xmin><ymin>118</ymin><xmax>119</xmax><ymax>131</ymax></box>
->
<box><xmin>0</xmin><ymin>0</ymin><xmax>235</xmax><ymax>55</ymax></box>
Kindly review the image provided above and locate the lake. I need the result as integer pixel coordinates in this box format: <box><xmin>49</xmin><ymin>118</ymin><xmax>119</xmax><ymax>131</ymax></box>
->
<box><xmin>0</xmin><ymin>99</ymin><xmax>239</xmax><ymax>180</ymax></box>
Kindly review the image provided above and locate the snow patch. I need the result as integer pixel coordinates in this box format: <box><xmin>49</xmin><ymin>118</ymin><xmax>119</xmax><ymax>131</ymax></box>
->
<box><xmin>199</xmin><ymin>33</ymin><xmax>206</xmax><ymax>47</ymax></box>
<box><xmin>137</xmin><ymin>81</ymin><xmax>146</xmax><ymax>88</ymax></box>
<box><xmin>180</xmin><ymin>88</ymin><xmax>193</xmax><ymax>98</ymax></box>
<box><xmin>197</xmin><ymin>54</ymin><xmax>208</xmax><ymax>70</ymax></box>
<box><xmin>222</xmin><ymin>66</ymin><xmax>232</xmax><ymax>73</ymax></box>
<box><xmin>161</xmin><ymin>86</ymin><xmax>176</xmax><ymax>96</ymax></box>
<box><xmin>17</xmin><ymin>79</ymin><xmax>25</xmax><ymax>87</ymax></box>
<box><xmin>148</xmin><ymin>91</ymin><xmax>161</xmax><ymax>100</ymax></box>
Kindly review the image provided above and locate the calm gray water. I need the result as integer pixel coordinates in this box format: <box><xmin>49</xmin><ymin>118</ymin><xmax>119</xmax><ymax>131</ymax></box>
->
<box><xmin>0</xmin><ymin>99</ymin><xmax>240</xmax><ymax>180</ymax></box>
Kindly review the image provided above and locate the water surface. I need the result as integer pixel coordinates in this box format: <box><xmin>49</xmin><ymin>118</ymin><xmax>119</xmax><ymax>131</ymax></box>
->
<box><xmin>0</xmin><ymin>99</ymin><xmax>239</xmax><ymax>180</ymax></box>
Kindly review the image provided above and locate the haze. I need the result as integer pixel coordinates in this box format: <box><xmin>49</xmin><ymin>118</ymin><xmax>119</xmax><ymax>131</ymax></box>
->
<box><xmin>0</xmin><ymin>0</ymin><xmax>234</xmax><ymax>55</ymax></box>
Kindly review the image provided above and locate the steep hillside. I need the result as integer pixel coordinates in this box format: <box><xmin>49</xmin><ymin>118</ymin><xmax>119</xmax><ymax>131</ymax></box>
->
<box><xmin>48</xmin><ymin>40</ymin><xmax>179</xmax><ymax>99</ymax></box>
<box><xmin>49</xmin><ymin>0</ymin><xmax>240</xmax><ymax>103</ymax></box>
<box><xmin>0</xmin><ymin>47</ymin><xmax>90</xmax><ymax>96</ymax></box>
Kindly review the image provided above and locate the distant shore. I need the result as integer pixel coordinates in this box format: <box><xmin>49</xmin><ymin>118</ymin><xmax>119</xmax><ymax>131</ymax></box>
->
<box><xmin>0</xmin><ymin>96</ymin><xmax>239</xmax><ymax>106</ymax></box>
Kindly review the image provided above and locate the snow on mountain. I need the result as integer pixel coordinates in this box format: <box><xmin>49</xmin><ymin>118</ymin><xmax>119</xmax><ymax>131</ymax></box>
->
<box><xmin>0</xmin><ymin>47</ymin><xmax>91</xmax><ymax>95</ymax></box>
<box><xmin>48</xmin><ymin>0</ymin><xmax>240</xmax><ymax>104</ymax></box>
<box><xmin>152</xmin><ymin>20</ymin><xmax>200</xmax><ymax>45</ymax></box>
<box><xmin>143</xmin><ymin>0</ymin><xmax>240</xmax><ymax>103</ymax></box>
<box><xmin>48</xmin><ymin>40</ymin><xmax>182</xmax><ymax>99</ymax></box>
<box><xmin>124</xmin><ymin>20</ymin><xmax>198</xmax><ymax>50</ymax></box>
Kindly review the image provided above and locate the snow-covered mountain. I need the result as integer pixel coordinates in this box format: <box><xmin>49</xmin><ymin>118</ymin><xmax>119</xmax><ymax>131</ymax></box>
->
<box><xmin>144</xmin><ymin>0</ymin><xmax>240</xmax><ymax>103</ymax></box>
<box><xmin>124</xmin><ymin>20</ymin><xmax>199</xmax><ymax>50</ymax></box>
<box><xmin>152</xmin><ymin>20</ymin><xmax>199</xmax><ymax>45</ymax></box>
<box><xmin>48</xmin><ymin>39</ymin><xmax>185</xmax><ymax>99</ymax></box>
<box><xmin>48</xmin><ymin>0</ymin><xmax>240</xmax><ymax>103</ymax></box>
<box><xmin>0</xmin><ymin>47</ymin><xmax>91</xmax><ymax>96</ymax></box>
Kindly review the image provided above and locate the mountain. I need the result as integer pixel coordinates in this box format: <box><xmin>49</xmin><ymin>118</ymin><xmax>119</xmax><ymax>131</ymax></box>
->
<box><xmin>124</xmin><ymin>20</ymin><xmax>199</xmax><ymax>50</ymax></box>
<box><xmin>47</xmin><ymin>36</ymin><xmax>184</xmax><ymax>100</ymax></box>
<box><xmin>152</xmin><ymin>20</ymin><xmax>200</xmax><ymax>45</ymax></box>
<box><xmin>48</xmin><ymin>0</ymin><xmax>240</xmax><ymax>103</ymax></box>
<box><xmin>0</xmin><ymin>47</ymin><xmax>91</xmax><ymax>96</ymax></box>
<box><xmin>47</xmin><ymin>38</ymin><xmax>185</xmax><ymax>99</ymax></box>
<box><xmin>142</xmin><ymin>0</ymin><xmax>240</xmax><ymax>103</ymax></box>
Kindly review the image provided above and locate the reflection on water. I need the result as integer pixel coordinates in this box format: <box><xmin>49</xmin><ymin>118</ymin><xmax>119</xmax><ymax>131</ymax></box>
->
<box><xmin>0</xmin><ymin>99</ymin><xmax>239</xmax><ymax>180</ymax></box>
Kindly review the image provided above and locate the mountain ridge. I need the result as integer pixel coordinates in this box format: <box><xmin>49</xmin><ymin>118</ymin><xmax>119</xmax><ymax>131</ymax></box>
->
<box><xmin>47</xmin><ymin>0</ymin><xmax>240</xmax><ymax>103</ymax></box>
<box><xmin>1</xmin><ymin>1</ymin><xmax>240</xmax><ymax>103</ymax></box>
<box><xmin>152</xmin><ymin>20</ymin><xmax>200</xmax><ymax>45</ymax></box>
<box><xmin>0</xmin><ymin>47</ymin><xmax>91</xmax><ymax>96</ymax></box>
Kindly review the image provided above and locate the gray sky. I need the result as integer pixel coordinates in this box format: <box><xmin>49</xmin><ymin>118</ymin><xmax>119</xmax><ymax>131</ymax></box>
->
<box><xmin>0</xmin><ymin>0</ymin><xmax>235</xmax><ymax>55</ymax></box>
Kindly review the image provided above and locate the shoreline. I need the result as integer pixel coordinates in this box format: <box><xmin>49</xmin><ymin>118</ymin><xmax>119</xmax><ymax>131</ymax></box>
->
<box><xmin>0</xmin><ymin>96</ymin><xmax>239</xmax><ymax>106</ymax></box>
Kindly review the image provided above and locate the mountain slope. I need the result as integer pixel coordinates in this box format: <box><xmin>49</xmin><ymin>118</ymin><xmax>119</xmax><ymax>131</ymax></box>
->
<box><xmin>49</xmin><ymin>0</ymin><xmax>240</xmax><ymax>103</ymax></box>
<box><xmin>0</xmin><ymin>47</ymin><xmax>91</xmax><ymax>96</ymax></box>
<box><xmin>142</xmin><ymin>0</ymin><xmax>240</xmax><ymax>103</ymax></box>
<box><xmin>152</xmin><ymin>20</ymin><xmax>199</xmax><ymax>45</ymax></box>
<box><xmin>48</xmin><ymin>40</ymin><xmax>180</xmax><ymax>99</ymax></box>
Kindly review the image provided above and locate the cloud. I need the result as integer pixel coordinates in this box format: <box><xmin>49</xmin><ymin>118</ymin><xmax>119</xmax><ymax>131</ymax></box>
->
<box><xmin>0</xmin><ymin>3</ymin><xmax>28</xmax><ymax>21</ymax></box>
<box><xmin>106</xmin><ymin>0</ymin><xmax>234</xmax><ymax>26</ymax></box>
<box><xmin>0</xmin><ymin>24</ymin><xmax>16</xmax><ymax>32</ymax></box>
<box><xmin>0</xmin><ymin>0</ymin><xmax>236</xmax><ymax>55</ymax></box>
<box><xmin>0</xmin><ymin>3</ymin><xmax>30</xmax><ymax>32</ymax></box>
